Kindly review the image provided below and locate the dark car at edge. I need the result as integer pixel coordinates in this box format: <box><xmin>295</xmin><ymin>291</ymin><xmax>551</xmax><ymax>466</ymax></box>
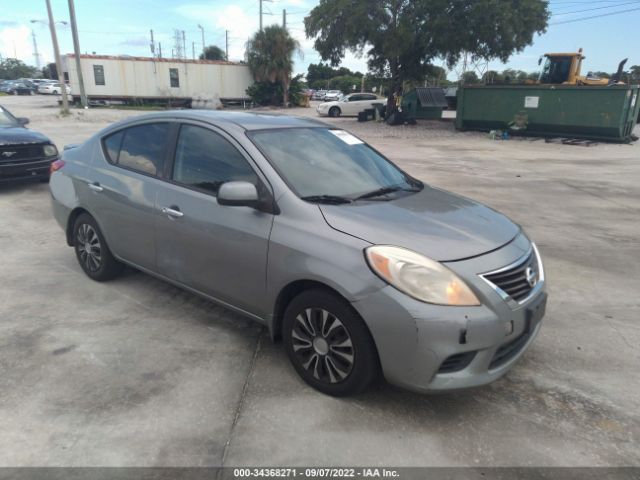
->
<box><xmin>0</xmin><ymin>105</ymin><xmax>58</xmax><ymax>184</ymax></box>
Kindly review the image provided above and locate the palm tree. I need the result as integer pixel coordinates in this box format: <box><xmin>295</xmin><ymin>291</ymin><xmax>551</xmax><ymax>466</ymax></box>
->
<box><xmin>246</xmin><ymin>25</ymin><xmax>301</xmax><ymax>106</ymax></box>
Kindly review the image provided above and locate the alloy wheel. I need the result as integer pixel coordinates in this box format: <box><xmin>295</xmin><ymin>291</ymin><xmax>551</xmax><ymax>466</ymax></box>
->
<box><xmin>291</xmin><ymin>307</ymin><xmax>355</xmax><ymax>384</ymax></box>
<box><xmin>76</xmin><ymin>223</ymin><xmax>102</xmax><ymax>272</ymax></box>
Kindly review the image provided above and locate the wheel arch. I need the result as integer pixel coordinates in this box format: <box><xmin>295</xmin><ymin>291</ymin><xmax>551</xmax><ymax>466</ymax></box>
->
<box><xmin>65</xmin><ymin>207</ymin><xmax>103</xmax><ymax>247</ymax></box>
<box><xmin>270</xmin><ymin>279</ymin><xmax>368</xmax><ymax>343</ymax></box>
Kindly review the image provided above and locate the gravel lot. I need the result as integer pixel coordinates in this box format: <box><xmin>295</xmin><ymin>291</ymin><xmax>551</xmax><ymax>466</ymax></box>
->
<box><xmin>1</xmin><ymin>95</ymin><xmax>639</xmax><ymax>467</ymax></box>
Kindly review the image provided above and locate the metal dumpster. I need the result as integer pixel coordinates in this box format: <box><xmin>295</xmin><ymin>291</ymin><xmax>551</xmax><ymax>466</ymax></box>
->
<box><xmin>456</xmin><ymin>85</ymin><xmax>640</xmax><ymax>142</ymax></box>
<box><xmin>402</xmin><ymin>87</ymin><xmax>448</xmax><ymax>120</ymax></box>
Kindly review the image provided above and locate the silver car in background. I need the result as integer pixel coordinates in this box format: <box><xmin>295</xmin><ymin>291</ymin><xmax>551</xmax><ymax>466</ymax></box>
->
<box><xmin>50</xmin><ymin>111</ymin><xmax>547</xmax><ymax>396</ymax></box>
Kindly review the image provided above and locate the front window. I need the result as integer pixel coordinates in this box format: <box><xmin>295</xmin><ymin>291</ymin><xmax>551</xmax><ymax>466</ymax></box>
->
<box><xmin>539</xmin><ymin>56</ymin><xmax>572</xmax><ymax>84</ymax></box>
<box><xmin>172</xmin><ymin>125</ymin><xmax>257</xmax><ymax>195</ymax></box>
<box><xmin>249</xmin><ymin>127</ymin><xmax>420</xmax><ymax>200</ymax></box>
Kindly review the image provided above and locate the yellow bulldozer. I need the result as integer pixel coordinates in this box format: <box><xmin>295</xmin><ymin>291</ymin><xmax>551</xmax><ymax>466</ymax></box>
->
<box><xmin>537</xmin><ymin>48</ymin><xmax>627</xmax><ymax>85</ymax></box>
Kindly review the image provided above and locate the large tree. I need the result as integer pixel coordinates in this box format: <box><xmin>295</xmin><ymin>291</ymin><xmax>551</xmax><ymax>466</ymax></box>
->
<box><xmin>305</xmin><ymin>0</ymin><xmax>549</xmax><ymax>111</ymax></box>
<box><xmin>0</xmin><ymin>58</ymin><xmax>38</xmax><ymax>80</ymax></box>
<box><xmin>245</xmin><ymin>25</ymin><xmax>301</xmax><ymax>107</ymax></box>
<box><xmin>199</xmin><ymin>45</ymin><xmax>226</xmax><ymax>61</ymax></box>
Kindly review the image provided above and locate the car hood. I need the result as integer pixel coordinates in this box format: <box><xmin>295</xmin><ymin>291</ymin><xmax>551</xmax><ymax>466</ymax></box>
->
<box><xmin>319</xmin><ymin>186</ymin><xmax>520</xmax><ymax>261</ymax></box>
<box><xmin>0</xmin><ymin>127</ymin><xmax>51</xmax><ymax>146</ymax></box>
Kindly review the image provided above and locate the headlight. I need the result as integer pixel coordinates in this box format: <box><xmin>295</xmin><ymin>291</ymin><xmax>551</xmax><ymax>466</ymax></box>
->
<box><xmin>365</xmin><ymin>245</ymin><xmax>480</xmax><ymax>306</ymax></box>
<box><xmin>43</xmin><ymin>144</ymin><xmax>58</xmax><ymax>157</ymax></box>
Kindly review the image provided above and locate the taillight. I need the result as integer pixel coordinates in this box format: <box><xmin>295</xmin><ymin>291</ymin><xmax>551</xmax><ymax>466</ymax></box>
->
<box><xmin>50</xmin><ymin>159</ymin><xmax>65</xmax><ymax>175</ymax></box>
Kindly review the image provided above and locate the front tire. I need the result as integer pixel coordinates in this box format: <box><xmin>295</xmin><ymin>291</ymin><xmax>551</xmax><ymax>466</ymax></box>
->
<box><xmin>73</xmin><ymin>214</ymin><xmax>124</xmax><ymax>281</ymax></box>
<box><xmin>328</xmin><ymin>107</ymin><xmax>341</xmax><ymax>118</ymax></box>
<box><xmin>283</xmin><ymin>289</ymin><xmax>379</xmax><ymax>396</ymax></box>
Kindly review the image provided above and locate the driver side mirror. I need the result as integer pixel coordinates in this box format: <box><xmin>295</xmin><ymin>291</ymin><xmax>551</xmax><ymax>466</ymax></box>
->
<box><xmin>217</xmin><ymin>181</ymin><xmax>259</xmax><ymax>208</ymax></box>
<box><xmin>17</xmin><ymin>117</ymin><xmax>30</xmax><ymax>126</ymax></box>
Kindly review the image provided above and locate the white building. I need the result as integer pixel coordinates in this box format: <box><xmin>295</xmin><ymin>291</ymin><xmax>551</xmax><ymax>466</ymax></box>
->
<box><xmin>62</xmin><ymin>54</ymin><xmax>253</xmax><ymax>105</ymax></box>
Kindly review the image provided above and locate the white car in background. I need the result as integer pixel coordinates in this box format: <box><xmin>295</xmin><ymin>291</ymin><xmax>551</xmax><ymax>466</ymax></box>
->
<box><xmin>316</xmin><ymin>92</ymin><xmax>384</xmax><ymax>117</ymax></box>
<box><xmin>323</xmin><ymin>90</ymin><xmax>342</xmax><ymax>101</ymax></box>
<box><xmin>38</xmin><ymin>82</ymin><xmax>71</xmax><ymax>95</ymax></box>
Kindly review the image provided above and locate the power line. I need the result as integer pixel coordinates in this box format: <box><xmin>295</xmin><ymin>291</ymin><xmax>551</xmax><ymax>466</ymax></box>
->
<box><xmin>553</xmin><ymin>0</ymin><xmax>640</xmax><ymax>15</ymax></box>
<box><xmin>550</xmin><ymin>5</ymin><xmax>640</xmax><ymax>23</ymax></box>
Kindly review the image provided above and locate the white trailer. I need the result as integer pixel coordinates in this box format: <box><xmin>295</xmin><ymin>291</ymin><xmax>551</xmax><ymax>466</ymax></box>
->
<box><xmin>62</xmin><ymin>54</ymin><xmax>253</xmax><ymax>106</ymax></box>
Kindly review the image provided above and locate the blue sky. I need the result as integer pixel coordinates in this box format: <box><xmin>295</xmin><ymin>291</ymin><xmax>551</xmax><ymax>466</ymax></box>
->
<box><xmin>1</xmin><ymin>0</ymin><xmax>639</xmax><ymax>79</ymax></box>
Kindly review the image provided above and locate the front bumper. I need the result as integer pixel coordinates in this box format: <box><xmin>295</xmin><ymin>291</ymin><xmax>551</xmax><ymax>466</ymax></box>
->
<box><xmin>0</xmin><ymin>157</ymin><xmax>54</xmax><ymax>184</ymax></box>
<box><xmin>351</xmin><ymin>233</ymin><xmax>547</xmax><ymax>393</ymax></box>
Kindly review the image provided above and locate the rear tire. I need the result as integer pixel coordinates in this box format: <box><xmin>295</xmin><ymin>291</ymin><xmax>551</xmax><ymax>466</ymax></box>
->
<box><xmin>283</xmin><ymin>289</ymin><xmax>379</xmax><ymax>396</ymax></box>
<box><xmin>328</xmin><ymin>107</ymin><xmax>341</xmax><ymax>118</ymax></box>
<box><xmin>72</xmin><ymin>213</ymin><xmax>124</xmax><ymax>281</ymax></box>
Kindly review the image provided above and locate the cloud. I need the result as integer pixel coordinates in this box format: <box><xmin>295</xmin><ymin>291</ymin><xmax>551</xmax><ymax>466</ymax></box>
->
<box><xmin>120</xmin><ymin>36</ymin><xmax>150</xmax><ymax>48</ymax></box>
<box><xmin>175</xmin><ymin>3</ymin><xmax>257</xmax><ymax>61</ymax></box>
<box><xmin>0</xmin><ymin>26</ymin><xmax>34</xmax><ymax>64</ymax></box>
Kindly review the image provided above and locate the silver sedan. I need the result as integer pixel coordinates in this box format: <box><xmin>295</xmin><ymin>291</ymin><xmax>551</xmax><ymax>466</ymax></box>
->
<box><xmin>50</xmin><ymin>111</ymin><xmax>546</xmax><ymax>396</ymax></box>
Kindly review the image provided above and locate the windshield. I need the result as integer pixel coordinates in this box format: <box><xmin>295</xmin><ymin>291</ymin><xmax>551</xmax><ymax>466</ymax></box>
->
<box><xmin>0</xmin><ymin>107</ymin><xmax>18</xmax><ymax>127</ymax></box>
<box><xmin>539</xmin><ymin>56</ymin><xmax>572</xmax><ymax>84</ymax></box>
<box><xmin>249</xmin><ymin>127</ymin><xmax>421</xmax><ymax>200</ymax></box>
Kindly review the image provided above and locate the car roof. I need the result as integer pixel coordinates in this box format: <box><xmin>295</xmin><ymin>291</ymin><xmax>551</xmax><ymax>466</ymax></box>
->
<box><xmin>105</xmin><ymin>110</ymin><xmax>330</xmax><ymax>132</ymax></box>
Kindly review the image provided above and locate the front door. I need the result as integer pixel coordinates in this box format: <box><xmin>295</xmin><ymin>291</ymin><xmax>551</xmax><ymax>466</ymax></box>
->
<box><xmin>154</xmin><ymin>122</ymin><xmax>274</xmax><ymax>317</ymax></box>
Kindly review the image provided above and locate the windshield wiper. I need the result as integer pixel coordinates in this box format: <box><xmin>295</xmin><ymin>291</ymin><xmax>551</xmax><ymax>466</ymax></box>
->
<box><xmin>355</xmin><ymin>185</ymin><xmax>420</xmax><ymax>200</ymax></box>
<box><xmin>301</xmin><ymin>195</ymin><xmax>353</xmax><ymax>205</ymax></box>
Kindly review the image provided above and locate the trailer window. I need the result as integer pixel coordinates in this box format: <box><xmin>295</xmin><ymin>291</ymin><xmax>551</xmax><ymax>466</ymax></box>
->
<box><xmin>93</xmin><ymin>65</ymin><xmax>105</xmax><ymax>85</ymax></box>
<box><xmin>169</xmin><ymin>68</ymin><xmax>179</xmax><ymax>88</ymax></box>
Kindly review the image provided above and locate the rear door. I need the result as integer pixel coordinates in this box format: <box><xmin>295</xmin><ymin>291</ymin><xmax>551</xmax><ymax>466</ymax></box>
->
<box><xmin>87</xmin><ymin>121</ymin><xmax>174</xmax><ymax>270</ymax></box>
<box><xmin>154</xmin><ymin>122</ymin><xmax>274</xmax><ymax>317</ymax></box>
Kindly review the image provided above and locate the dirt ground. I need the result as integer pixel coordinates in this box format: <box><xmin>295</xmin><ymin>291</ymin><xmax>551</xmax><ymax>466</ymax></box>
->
<box><xmin>0</xmin><ymin>94</ymin><xmax>639</xmax><ymax>467</ymax></box>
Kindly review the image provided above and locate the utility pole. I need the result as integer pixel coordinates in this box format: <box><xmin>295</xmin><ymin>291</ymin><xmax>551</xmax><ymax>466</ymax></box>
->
<box><xmin>259</xmin><ymin>0</ymin><xmax>262</xmax><ymax>30</ymax></box>
<box><xmin>31</xmin><ymin>30</ymin><xmax>40</xmax><ymax>68</ymax></box>
<box><xmin>181</xmin><ymin>30</ymin><xmax>186</xmax><ymax>60</ymax></box>
<box><xmin>225</xmin><ymin>30</ymin><xmax>229</xmax><ymax>60</ymax></box>
<box><xmin>45</xmin><ymin>0</ymin><xmax>69</xmax><ymax>114</ymax></box>
<box><xmin>192</xmin><ymin>42</ymin><xmax>195</xmax><ymax>60</ymax></box>
<box><xmin>158</xmin><ymin>42</ymin><xmax>162</xmax><ymax>58</ymax></box>
<box><xmin>197</xmin><ymin>24</ymin><xmax>205</xmax><ymax>58</ymax></box>
<box><xmin>68</xmin><ymin>0</ymin><xmax>87</xmax><ymax>108</ymax></box>
<box><xmin>150</xmin><ymin>29</ymin><xmax>155</xmax><ymax>57</ymax></box>
<box><xmin>282</xmin><ymin>9</ymin><xmax>286</xmax><ymax>29</ymax></box>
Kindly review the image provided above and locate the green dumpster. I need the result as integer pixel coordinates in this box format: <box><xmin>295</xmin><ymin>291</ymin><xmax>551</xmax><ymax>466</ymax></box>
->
<box><xmin>455</xmin><ymin>85</ymin><xmax>640</xmax><ymax>142</ymax></box>
<box><xmin>401</xmin><ymin>87</ymin><xmax>448</xmax><ymax>120</ymax></box>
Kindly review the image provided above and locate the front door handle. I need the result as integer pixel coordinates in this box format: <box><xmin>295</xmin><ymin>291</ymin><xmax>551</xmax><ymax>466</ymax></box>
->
<box><xmin>161</xmin><ymin>206</ymin><xmax>184</xmax><ymax>218</ymax></box>
<box><xmin>87</xmin><ymin>182</ymin><xmax>103</xmax><ymax>192</ymax></box>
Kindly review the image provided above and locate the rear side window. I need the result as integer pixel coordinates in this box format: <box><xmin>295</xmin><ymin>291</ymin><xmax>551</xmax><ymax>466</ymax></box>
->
<box><xmin>172</xmin><ymin>124</ymin><xmax>257</xmax><ymax>194</ymax></box>
<box><xmin>103</xmin><ymin>123</ymin><xmax>171</xmax><ymax>176</ymax></box>
<box><xmin>103</xmin><ymin>130</ymin><xmax>124</xmax><ymax>163</ymax></box>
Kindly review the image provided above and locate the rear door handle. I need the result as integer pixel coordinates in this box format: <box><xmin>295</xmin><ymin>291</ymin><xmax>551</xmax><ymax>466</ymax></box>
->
<box><xmin>87</xmin><ymin>182</ymin><xmax>103</xmax><ymax>192</ymax></box>
<box><xmin>161</xmin><ymin>206</ymin><xmax>184</xmax><ymax>218</ymax></box>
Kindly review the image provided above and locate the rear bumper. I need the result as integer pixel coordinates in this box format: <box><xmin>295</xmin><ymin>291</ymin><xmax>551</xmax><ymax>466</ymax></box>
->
<box><xmin>351</xmin><ymin>234</ymin><xmax>547</xmax><ymax>393</ymax></box>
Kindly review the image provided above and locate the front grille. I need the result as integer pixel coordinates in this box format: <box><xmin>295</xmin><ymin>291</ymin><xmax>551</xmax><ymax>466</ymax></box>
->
<box><xmin>0</xmin><ymin>145</ymin><xmax>45</xmax><ymax>164</ymax></box>
<box><xmin>483</xmin><ymin>251</ymin><xmax>539</xmax><ymax>302</ymax></box>
<box><xmin>437</xmin><ymin>351</ymin><xmax>476</xmax><ymax>374</ymax></box>
<box><xmin>489</xmin><ymin>331</ymin><xmax>532</xmax><ymax>369</ymax></box>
